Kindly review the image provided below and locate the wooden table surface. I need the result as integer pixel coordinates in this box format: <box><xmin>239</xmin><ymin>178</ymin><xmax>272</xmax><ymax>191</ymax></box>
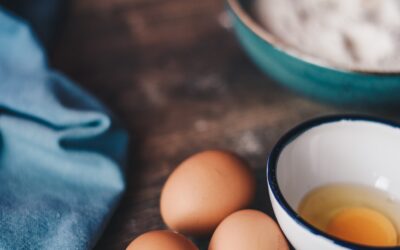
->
<box><xmin>50</xmin><ymin>0</ymin><xmax>395</xmax><ymax>249</ymax></box>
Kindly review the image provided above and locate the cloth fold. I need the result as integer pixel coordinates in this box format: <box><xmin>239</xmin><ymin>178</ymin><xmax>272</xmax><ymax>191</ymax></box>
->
<box><xmin>0</xmin><ymin>8</ymin><xmax>128</xmax><ymax>250</ymax></box>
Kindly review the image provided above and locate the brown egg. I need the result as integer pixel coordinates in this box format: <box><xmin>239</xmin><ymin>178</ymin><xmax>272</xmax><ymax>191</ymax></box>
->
<box><xmin>209</xmin><ymin>209</ymin><xmax>289</xmax><ymax>250</ymax></box>
<box><xmin>126</xmin><ymin>230</ymin><xmax>198</xmax><ymax>250</ymax></box>
<box><xmin>160</xmin><ymin>150</ymin><xmax>256</xmax><ymax>236</ymax></box>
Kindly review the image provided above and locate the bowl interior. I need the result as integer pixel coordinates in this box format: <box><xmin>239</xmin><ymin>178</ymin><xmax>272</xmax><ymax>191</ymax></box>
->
<box><xmin>277</xmin><ymin>119</ymin><xmax>400</xmax><ymax>211</ymax></box>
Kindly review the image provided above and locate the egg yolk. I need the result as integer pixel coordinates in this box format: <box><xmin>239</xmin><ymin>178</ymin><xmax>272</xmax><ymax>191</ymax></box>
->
<box><xmin>326</xmin><ymin>207</ymin><xmax>398</xmax><ymax>247</ymax></box>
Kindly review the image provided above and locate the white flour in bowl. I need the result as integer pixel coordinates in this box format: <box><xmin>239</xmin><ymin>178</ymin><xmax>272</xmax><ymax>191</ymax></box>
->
<box><xmin>253</xmin><ymin>0</ymin><xmax>400</xmax><ymax>71</ymax></box>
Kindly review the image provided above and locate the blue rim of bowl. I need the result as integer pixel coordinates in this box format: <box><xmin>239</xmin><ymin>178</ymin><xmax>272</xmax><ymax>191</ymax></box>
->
<box><xmin>226</xmin><ymin>0</ymin><xmax>400</xmax><ymax>75</ymax></box>
<box><xmin>267</xmin><ymin>114</ymin><xmax>400</xmax><ymax>250</ymax></box>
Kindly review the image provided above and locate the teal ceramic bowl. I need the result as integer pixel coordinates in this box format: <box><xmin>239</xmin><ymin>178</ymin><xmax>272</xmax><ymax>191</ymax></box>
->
<box><xmin>226</xmin><ymin>0</ymin><xmax>400</xmax><ymax>108</ymax></box>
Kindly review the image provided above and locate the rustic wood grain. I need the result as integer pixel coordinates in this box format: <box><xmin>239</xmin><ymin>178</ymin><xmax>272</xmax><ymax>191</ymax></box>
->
<box><xmin>50</xmin><ymin>0</ymin><xmax>395</xmax><ymax>249</ymax></box>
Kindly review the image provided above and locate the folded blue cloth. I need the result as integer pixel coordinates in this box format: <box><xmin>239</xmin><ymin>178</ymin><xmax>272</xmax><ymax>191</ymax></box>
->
<box><xmin>0</xmin><ymin>9</ymin><xmax>128</xmax><ymax>250</ymax></box>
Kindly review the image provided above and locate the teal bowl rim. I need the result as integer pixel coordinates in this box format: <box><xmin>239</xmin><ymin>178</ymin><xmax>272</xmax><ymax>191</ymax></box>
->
<box><xmin>226</xmin><ymin>0</ymin><xmax>400</xmax><ymax>76</ymax></box>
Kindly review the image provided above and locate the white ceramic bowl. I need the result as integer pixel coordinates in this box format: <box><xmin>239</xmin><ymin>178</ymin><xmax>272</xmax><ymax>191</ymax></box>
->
<box><xmin>267</xmin><ymin>115</ymin><xmax>400</xmax><ymax>250</ymax></box>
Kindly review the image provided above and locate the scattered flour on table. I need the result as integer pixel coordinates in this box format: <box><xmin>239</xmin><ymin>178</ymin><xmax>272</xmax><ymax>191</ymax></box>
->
<box><xmin>235</xmin><ymin>131</ymin><xmax>263</xmax><ymax>155</ymax></box>
<box><xmin>253</xmin><ymin>0</ymin><xmax>400</xmax><ymax>70</ymax></box>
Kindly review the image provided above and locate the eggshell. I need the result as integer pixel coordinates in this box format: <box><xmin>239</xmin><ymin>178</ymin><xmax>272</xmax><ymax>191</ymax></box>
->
<box><xmin>209</xmin><ymin>209</ymin><xmax>289</xmax><ymax>250</ymax></box>
<box><xmin>160</xmin><ymin>150</ymin><xmax>256</xmax><ymax>236</ymax></box>
<box><xmin>126</xmin><ymin>230</ymin><xmax>198</xmax><ymax>250</ymax></box>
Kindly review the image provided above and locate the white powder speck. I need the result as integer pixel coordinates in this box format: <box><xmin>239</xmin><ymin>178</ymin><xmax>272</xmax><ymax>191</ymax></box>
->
<box><xmin>235</xmin><ymin>131</ymin><xmax>263</xmax><ymax>155</ymax></box>
<box><xmin>253</xmin><ymin>0</ymin><xmax>400</xmax><ymax>71</ymax></box>
<box><xmin>194</xmin><ymin>120</ymin><xmax>209</xmax><ymax>132</ymax></box>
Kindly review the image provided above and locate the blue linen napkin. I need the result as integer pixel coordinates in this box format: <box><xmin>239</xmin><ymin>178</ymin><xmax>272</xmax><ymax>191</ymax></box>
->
<box><xmin>0</xmin><ymin>8</ymin><xmax>128</xmax><ymax>250</ymax></box>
